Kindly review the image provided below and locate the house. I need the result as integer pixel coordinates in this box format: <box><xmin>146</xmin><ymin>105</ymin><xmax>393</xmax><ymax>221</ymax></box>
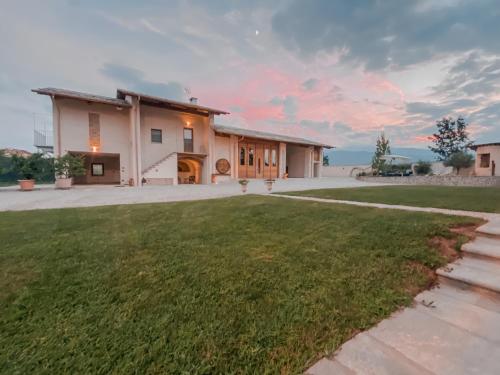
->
<box><xmin>470</xmin><ymin>143</ymin><xmax>500</xmax><ymax>176</ymax></box>
<box><xmin>1</xmin><ymin>148</ymin><xmax>32</xmax><ymax>158</ymax></box>
<box><xmin>33</xmin><ymin>87</ymin><xmax>331</xmax><ymax>186</ymax></box>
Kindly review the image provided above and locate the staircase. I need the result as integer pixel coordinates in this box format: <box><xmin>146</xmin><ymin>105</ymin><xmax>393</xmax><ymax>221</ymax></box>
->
<box><xmin>307</xmin><ymin>218</ymin><xmax>500</xmax><ymax>375</ymax></box>
<box><xmin>142</xmin><ymin>152</ymin><xmax>176</xmax><ymax>175</ymax></box>
<box><xmin>437</xmin><ymin>220</ymin><xmax>500</xmax><ymax>294</ymax></box>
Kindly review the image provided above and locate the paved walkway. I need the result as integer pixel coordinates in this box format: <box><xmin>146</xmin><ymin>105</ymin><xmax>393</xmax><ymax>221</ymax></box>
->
<box><xmin>270</xmin><ymin>195</ymin><xmax>500</xmax><ymax>375</ymax></box>
<box><xmin>0</xmin><ymin>177</ymin><xmax>386</xmax><ymax>212</ymax></box>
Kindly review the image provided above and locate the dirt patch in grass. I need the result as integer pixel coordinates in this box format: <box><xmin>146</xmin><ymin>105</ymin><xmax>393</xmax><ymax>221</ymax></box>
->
<box><xmin>405</xmin><ymin>222</ymin><xmax>482</xmax><ymax>296</ymax></box>
<box><xmin>429</xmin><ymin>222</ymin><xmax>482</xmax><ymax>262</ymax></box>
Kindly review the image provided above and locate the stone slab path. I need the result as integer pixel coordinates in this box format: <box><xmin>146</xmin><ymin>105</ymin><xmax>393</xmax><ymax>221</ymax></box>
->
<box><xmin>0</xmin><ymin>178</ymin><xmax>387</xmax><ymax>212</ymax></box>
<box><xmin>271</xmin><ymin>194</ymin><xmax>500</xmax><ymax>375</ymax></box>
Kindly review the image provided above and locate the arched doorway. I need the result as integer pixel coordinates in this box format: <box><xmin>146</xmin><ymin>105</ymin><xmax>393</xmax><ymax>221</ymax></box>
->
<box><xmin>178</xmin><ymin>158</ymin><xmax>202</xmax><ymax>184</ymax></box>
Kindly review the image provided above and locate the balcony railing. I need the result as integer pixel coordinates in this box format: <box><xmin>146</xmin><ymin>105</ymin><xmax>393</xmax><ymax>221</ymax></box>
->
<box><xmin>33</xmin><ymin>114</ymin><xmax>53</xmax><ymax>153</ymax></box>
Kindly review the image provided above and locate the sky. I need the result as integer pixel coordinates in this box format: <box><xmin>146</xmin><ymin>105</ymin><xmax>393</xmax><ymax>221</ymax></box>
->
<box><xmin>1</xmin><ymin>0</ymin><xmax>500</xmax><ymax>151</ymax></box>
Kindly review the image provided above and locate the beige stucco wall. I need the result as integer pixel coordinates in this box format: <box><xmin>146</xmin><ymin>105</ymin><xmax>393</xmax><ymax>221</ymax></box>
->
<box><xmin>142</xmin><ymin>152</ymin><xmax>178</xmax><ymax>184</ymax></box>
<box><xmin>140</xmin><ymin>105</ymin><xmax>209</xmax><ymax>172</ymax></box>
<box><xmin>475</xmin><ymin>145</ymin><xmax>500</xmax><ymax>176</ymax></box>
<box><xmin>286</xmin><ymin>144</ymin><xmax>307</xmax><ymax>177</ymax></box>
<box><xmin>214</xmin><ymin>135</ymin><xmax>231</xmax><ymax>165</ymax></box>
<box><xmin>53</xmin><ymin>98</ymin><xmax>131</xmax><ymax>184</ymax></box>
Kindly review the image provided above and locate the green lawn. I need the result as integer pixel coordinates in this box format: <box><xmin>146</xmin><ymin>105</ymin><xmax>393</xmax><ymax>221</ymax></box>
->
<box><xmin>0</xmin><ymin>196</ymin><xmax>477</xmax><ymax>374</ymax></box>
<box><xmin>283</xmin><ymin>185</ymin><xmax>500</xmax><ymax>213</ymax></box>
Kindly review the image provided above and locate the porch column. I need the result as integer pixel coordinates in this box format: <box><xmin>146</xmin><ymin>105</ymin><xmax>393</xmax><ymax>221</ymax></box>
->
<box><xmin>229</xmin><ymin>135</ymin><xmax>238</xmax><ymax>179</ymax></box>
<box><xmin>318</xmin><ymin>147</ymin><xmax>324</xmax><ymax>178</ymax></box>
<box><xmin>206</xmin><ymin>114</ymin><xmax>216</xmax><ymax>184</ymax></box>
<box><xmin>51</xmin><ymin>97</ymin><xmax>62</xmax><ymax>157</ymax></box>
<box><xmin>304</xmin><ymin>146</ymin><xmax>314</xmax><ymax>178</ymax></box>
<box><xmin>279</xmin><ymin>142</ymin><xmax>287</xmax><ymax>178</ymax></box>
<box><xmin>126</xmin><ymin>95</ymin><xmax>142</xmax><ymax>187</ymax></box>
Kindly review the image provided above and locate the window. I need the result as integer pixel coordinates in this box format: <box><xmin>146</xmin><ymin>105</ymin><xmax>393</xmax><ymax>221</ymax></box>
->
<box><xmin>151</xmin><ymin>129</ymin><xmax>162</xmax><ymax>143</ymax></box>
<box><xmin>480</xmin><ymin>153</ymin><xmax>491</xmax><ymax>168</ymax></box>
<box><xmin>248</xmin><ymin>146</ymin><xmax>254</xmax><ymax>166</ymax></box>
<box><xmin>184</xmin><ymin>128</ymin><xmax>193</xmax><ymax>152</ymax></box>
<box><xmin>271</xmin><ymin>149</ymin><xmax>277</xmax><ymax>167</ymax></box>
<box><xmin>240</xmin><ymin>146</ymin><xmax>246</xmax><ymax>165</ymax></box>
<box><xmin>91</xmin><ymin>163</ymin><xmax>104</xmax><ymax>176</ymax></box>
<box><xmin>89</xmin><ymin>113</ymin><xmax>100</xmax><ymax>150</ymax></box>
<box><xmin>264</xmin><ymin>148</ymin><xmax>269</xmax><ymax>167</ymax></box>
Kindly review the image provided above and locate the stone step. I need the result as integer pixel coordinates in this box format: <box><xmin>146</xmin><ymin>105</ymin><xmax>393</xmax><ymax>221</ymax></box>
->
<box><xmin>331</xmin><ymin>332</ymin><xmax>431</xmax><ymax>375</ymax></box>
<box><xmin>476</xmin><ymin>219</ymin><xmax>500</xmax><ymax>238</ymax></box>
<box><xmin>368</xmin><ymin>308</ymin><xmax>500</xmax><ymax>375</ymax></box>
<box><xmin>437</xmin><ymin>257</ymin><xmax>500</xmax><ymax>294</ymax></box>
<box><xmin>432</xmin><ymin>283</ymin><xmax>500</xmax><ymax>314</ymax></box>
<box><xmin>415</xmin><ymin>289</ymin><xmax>500</xmax><ymax>344</ymax></box>
<box><xmin>462</xmin><ymin>236</ymin><xmax>500</xmax><ymax>261</ymax></box>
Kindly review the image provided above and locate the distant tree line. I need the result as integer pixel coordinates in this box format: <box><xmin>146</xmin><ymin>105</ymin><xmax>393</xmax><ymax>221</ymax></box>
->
<box><xmin>369</xmin><ymin>116</ymin><xmax>474</xmax><ymax>176</ymax></box>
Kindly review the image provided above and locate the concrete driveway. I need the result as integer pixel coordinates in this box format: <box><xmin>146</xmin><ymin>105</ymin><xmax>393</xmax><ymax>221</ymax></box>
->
<box><xmin>0</xmin><ymin>177</ymin><xmax>387</xmax><ymax>212</ymax></box>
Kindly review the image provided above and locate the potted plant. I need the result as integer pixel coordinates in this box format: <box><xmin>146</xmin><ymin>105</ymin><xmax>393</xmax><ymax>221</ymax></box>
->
<box><xmin>11</xmin><ymin>153</ymin><xmax>44</xmax><ymax>191</ymax></box>
<box><xmin>238</xmin><ymin>179</ymin><xmax>249</xmax><ymax>193</ymax></box>
<box><xmin>264</xmin><ymin>178</ymin><xmax>275</xmax><ymax>192</ymax></box>
<box><xmin>54</xmin><ymin>153</ymin><xmax>86</xmax><ymax>189</ymax></box>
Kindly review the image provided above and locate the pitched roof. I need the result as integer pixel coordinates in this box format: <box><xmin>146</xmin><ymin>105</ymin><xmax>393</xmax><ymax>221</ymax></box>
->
<box><xmin>213</xmin><ymin>124</ymin><xmax>333</xmax><ymax>148</ymax></box>
<box><xmin>32</xmin><ymin>88</ymin><xmax>131</xmax><ymax>107</ymax></box>
<box><xmin>116</xmin><ymin>89</ymin><xmax>229</xmax><ymax>115</ymax></box>
<box><xmin>470</xmin><ymin>142</ymin><xmax>500</xmax><ymax>150</ymax></box>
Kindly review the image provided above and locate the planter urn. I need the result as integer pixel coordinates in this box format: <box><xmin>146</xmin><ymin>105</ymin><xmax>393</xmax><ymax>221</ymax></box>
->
<box><xmin>241</xmin><ymin>184</ymin><xmax>248</xmax><ymax>193</ymax></box>
<box><xmin>18</xmin><ymin>179</ymin><xmax>35</xmax><ymax>191</ymax></box>
<box><xmin>265</xmin><ymin>181</ymin><xmax>274</xmax><ymax>192</ymax></box>
<box><xmin>55</xmin><ymin>177</ymin><xmax>73</xmax><ymax>190</ymax></box>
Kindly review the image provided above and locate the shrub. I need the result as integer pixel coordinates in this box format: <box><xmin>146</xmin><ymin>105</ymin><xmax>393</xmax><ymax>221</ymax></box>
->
<box><xmin>444</xmin><ymin>151</ymin><xmax>474</xmax><ymax>175</ymax></box>
<box><xmin>414</xmin><ymin>161</ymin><xmax>432</xmax><ymax>175</ymax></box>
<box><xmin>54</xmin><ymin>153</ymin><xmax>86</xmax><ymax>178</ymax></box>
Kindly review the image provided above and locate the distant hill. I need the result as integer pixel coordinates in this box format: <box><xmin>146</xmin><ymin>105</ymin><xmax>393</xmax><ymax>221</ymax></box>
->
<box><xmin>326</xmin><ymin>147</ymin><xmax>436</xmax><ymax>166</ymax></box>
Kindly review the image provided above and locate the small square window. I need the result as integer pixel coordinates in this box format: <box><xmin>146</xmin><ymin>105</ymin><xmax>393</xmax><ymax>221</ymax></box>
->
<box><xmin>151</xmin><ymin>129</ymin><xmax>162</xmax><ymax>143</ymax></box>
<box><xmin>91</xmin><ymin>163</ymin><xmax>104</xmax><ymax>176</ymax></box>
<box><xmin>480</xmin><ymin>153</ymin><xmax>490</xmax><ymax>168</ymax></box>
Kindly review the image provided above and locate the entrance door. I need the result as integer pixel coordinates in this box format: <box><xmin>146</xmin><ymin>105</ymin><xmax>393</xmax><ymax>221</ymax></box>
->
<box><xmin>238</xmin><ymin>144</ymin><xmax>247</xmax><ymax>178</ymax></box>
<box><xmin>238</xmin><ymin>141</ymin><xmax>279</xmax><ymax>179</ymax></box>
<box><xmin>255</xmin><ymin>144</ymin><xmax>263</xmax><ymax>178</ymax></box>
<box><xmin>247</xmin><ymin>143</ymin><xmax>256</xmax><ymax>178</ymax></box>
<box><xmin>263</xmin><ymin>146</ymin><xmax>270</xmax><ymax>178</ymax></box>
<box><xmin>270</xmin><ymin>145</ymin><xmax>278</xmax><ymax>178</ymax></box>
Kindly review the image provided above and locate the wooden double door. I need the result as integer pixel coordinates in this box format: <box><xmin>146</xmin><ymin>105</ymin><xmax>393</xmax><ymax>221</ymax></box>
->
<box><xmin>238</xmin><ymin>141</ymin><xmax>278</xmax><ymax>179</ymax></box>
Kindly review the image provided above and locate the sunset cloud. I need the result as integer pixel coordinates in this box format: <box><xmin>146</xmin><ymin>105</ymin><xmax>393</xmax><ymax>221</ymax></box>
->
<box><xmin>1</xmin><ymin>0</ymin><xmax>499</xmax><ymax>150</ymax></box>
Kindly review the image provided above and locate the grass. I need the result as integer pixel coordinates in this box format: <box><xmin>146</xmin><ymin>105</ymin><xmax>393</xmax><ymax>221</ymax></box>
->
<box><xmin>0</xmin><ymin>196</ymin><xmax>477</xmax><ymax>374</ymax></box>
<box><xmin>283</xmin><ymin>185</ymin><xmax>500</xmax><ymax>213</ymax></box>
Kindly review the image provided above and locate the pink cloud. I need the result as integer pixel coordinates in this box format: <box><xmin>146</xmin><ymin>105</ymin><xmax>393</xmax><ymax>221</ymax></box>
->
<box><xmin>196</xmin><ymin>64</ymin><xmax>409</xmax><ymax>143</ymax></box>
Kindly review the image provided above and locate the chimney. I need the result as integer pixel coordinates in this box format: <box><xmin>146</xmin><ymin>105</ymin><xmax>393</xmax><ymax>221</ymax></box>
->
<box><xmin>189</xmin><ymin>97</ymin><xmax>198</xmax><ymax>105</ymax></box>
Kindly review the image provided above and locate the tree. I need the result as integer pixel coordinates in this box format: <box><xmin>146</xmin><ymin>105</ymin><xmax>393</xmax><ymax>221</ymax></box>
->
<box><xmin>444</xmin><ymin>151</ymin><xmax>474</xmax><ymax>175</ymax></box>
<box><xmin>371</xmin><ymin>133</ymin><xmax>391</xmax><ymax>174</ymax></box>
<box><xmin>429</xmin><ymin>116</ymin><xmax>473</xmax><ymax>161</ymax></box>
<box><xmin>10</xmin><ymin>153</ymin><xmax>54</xmax><ymax>181</ymax></box>
<box><xmin>323</xmin><ymin>154</ymin><xmax>329</xmax><ymax>166</ymax></box>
